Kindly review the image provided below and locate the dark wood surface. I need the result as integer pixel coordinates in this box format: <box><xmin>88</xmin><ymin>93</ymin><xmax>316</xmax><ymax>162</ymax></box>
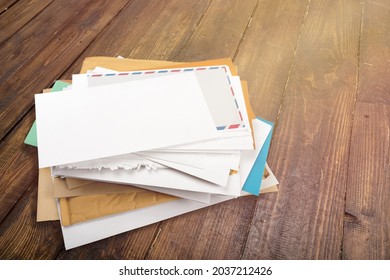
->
<box><xmin>0</xmin><ymin>0</ymin><xmax>389</xmax><ymax>259</ymax></box>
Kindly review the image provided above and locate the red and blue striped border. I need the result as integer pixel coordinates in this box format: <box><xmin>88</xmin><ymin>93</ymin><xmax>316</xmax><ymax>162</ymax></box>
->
<box><xmin>89</xmin><ymin>66</ymin><xmax>245</xmax><ymax>131</ymax></box>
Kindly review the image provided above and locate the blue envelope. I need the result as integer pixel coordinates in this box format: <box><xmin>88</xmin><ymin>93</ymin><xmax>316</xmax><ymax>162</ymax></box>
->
<box><xmin>242</xmin><ymin>117</ymin><xmax>274</xmax><ymax>195</ymax></box>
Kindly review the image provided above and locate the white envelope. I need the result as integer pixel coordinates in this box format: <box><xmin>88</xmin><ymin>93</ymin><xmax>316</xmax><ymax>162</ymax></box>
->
<box><xmin>52</xmin><ymin>167</ymin><xmax>242</xmax><ymax>196</ymax></box>
<box><xmin>260</xmin><ymin>163</ymin><xmax>279</xmax><ymax>190</ymax></box>
<box><xmin>35</xmin><ymin>73</ymin><xmax>217</xmax><ymax>168</ymax></box>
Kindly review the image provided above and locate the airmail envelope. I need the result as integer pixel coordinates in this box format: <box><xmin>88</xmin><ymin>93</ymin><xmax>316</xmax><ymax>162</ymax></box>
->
<box><xmin>72</xmin><ymin>66</ymin><xmax>246</xmax><ymax>132</ymax></box>
<box><xmin>72</xmin><ymin>65</ymin><xmax>254</xmax><ymax>152</ymax></box>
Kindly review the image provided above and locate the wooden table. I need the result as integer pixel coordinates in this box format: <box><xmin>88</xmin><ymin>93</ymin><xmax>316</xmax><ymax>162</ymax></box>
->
<box><xmin>0</xmin><ymin>0</ymin><xmax>389</xmax><ymax>260</ymax></box>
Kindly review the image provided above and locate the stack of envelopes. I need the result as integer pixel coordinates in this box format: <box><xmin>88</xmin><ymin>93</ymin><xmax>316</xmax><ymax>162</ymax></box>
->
<box><xmin>26</xmin><ymin>57</ymin><xmax>278</xmax><ymax>249</ymax></box>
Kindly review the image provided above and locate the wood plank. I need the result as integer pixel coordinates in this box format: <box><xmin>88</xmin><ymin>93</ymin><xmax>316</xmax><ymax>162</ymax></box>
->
<box><xmin>61</xmin><ymin>0</ymin><xmax>212</xmax><ymax>78</ymax></box>
<box><xmin>59</xmin><ymin>0</ymin><xmax>259</xmax><ymax>260</ymax></box>
<box><xmin>342</xmin><ymin>102</ymin><xmax>390</xmax><ymax>259</ymax></box>
<box><xmin>234</xmin><ymin>0</ymin><xmax>310</xmax><ymax>121</ymax></box>
<box><xmin>0</xmin><ymin>0</ymin><xmax>89</xmax><ymax>85</ymax></box>
<box><xmin>147</xmin><ymin>197</ymin><xmax>257</xmax><ymax>259</ymax></box>
<box><xmin>242</xmin><ymin>0</ymin><xmax>362</xmax><ymax>259</ymax></box>
<box><xmin>0</xmin><ymin>0</ymin><xmax>54</xmax><ymax>46</ymax></box>
<box><xmin>56</xmin><ymin>225</ymin><xmax>160</xmax><ymax>259</ymax></box>
<box><xmin>343</xmin><ymin>0</ymin><xmax>390</xmax><ymax>259</ymax></box>
<box><xmin>128</xmin><ymin>0</ymin><xmax>212</xmax><ymax>60</ymax></box>
<box><xmin>0</xmin><ymin>178</ymin><xmax>64</xmax><ymax>259</ymax></box>
<box><xmin>146</xmin><ymin>0</ymin><xmax>310</xmax><ymax>260</ymax></box>
<box><xmin>0</xmin><ymin>107</ymin><xmax>64</xmax><ymax>259</ymax></box>
<box><xmin>0</xmin><ymin>0</ymin><xmax>132</xmax><ymax>258</ymax></box>
<box><xmin>0</xmin><ymin>109</ymin><xmax>37</xmax><ymax>223</ymax></box>
<box><xmin>0</xmin><ymin>0</ymin><xmax>131</xmax><ymax>141</ymax></box>
<box><xmin>0</xmin><ymin>0</ymin><xmax>19</xmax><ymax>14</ymax></box>
<box><xmin>174</xmin><ymin>0</ymin><xmax>259</xmax><ymax>61</ymax></box>
<box><xmin>145</xmin><ymin>0</ymin><xmax>262</xmax><ymax>260</ymax></box>
<box><xmin>357</xmin><ymin>0</ymin><xmax>390</xmax><ymax>105</ymax></box>
<box><xmin>56</xmin><ymin>0</ymin><xmax>215</xmax><ymax>259</ymax></box>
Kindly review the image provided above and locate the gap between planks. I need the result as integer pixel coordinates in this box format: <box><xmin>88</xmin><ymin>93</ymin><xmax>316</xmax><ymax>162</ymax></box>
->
<box><xmin>340</xmin><ymin>0</ymin><xmax>365</xmax><ymax>259</ymax></box>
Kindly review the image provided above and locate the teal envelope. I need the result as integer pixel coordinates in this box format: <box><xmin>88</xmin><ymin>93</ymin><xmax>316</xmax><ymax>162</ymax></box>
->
<box><xmin>242</xmin><ymin>117</ymin><xmax>274</xmax><ymax>196</ymax></box>
<box><xmin>24</xmin><ymin>81</ymin><xmax>70</xmax><ymax>147</ymax></box>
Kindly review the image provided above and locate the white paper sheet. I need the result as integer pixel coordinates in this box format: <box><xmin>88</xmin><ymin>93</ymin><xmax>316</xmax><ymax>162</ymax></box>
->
<box><xmin>230</xmin><ymin>152</ymin><xmax>241</xmax><ymax>171</ymax></box>
<box><xmin>260</xmin><ymin>163</ymin><xmax>279</xmax><ymax>190</ymax></box>
<box><xmin>35</xmin><ymin>73</ymin><xmax>217</xmax><ymax>168</ymax></box>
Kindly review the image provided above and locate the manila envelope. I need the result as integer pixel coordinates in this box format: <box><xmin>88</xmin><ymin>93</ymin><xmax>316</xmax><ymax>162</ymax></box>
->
<box><xmin>53</xmin><ymin>177</ymin><xmax>142</xmax><ymax>198</ymax></box>
<box><xmin>59</xmin><ymin>189</ymin><xmax>177</xmax><ymax>226</ymax></box>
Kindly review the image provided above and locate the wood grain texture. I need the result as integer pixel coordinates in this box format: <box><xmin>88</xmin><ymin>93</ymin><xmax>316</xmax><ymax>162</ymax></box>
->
<box><xmin>0</xmin><ymin>0</ymin><xmax>90</xmax><ymax>85</ymax></box>
<box><xmin>0</xmin><ymin>110</ymin><xmax>37</xmax><ymax>223</ymax></box>
<box><xmin>147</xmin><ymin>197</ymin><xmax>257</xmax><ymax>259</ymax></box>
<box><xmin>0</xmin><ymin>179</ymin><xmax>64</xmax><ymax>259</ymax></box>
<box><xmin>61</xmin><ymin>0</ymin><xmax>212</xmax><ymax>78</ymax></box>
<box><xmin>357</xmin><ymin>0</ymin><xmax>390</xmax><ymax>104</ymax></box>
<box><xmin>145</xmin><ymin>0</ymin><xmax>260</xmax><ymax>260</ymax></box>
<box><xmin>234</xmin><ymin>0</ymin><xmax>309</xmax><ymax>122</ymax></box>
<box><xmin>342</xmin><ymin>102</ymin><xmax>390</xmax><ymax>259</ymax></box>
<box><xmin>57</xmin><ymin>0</ymin><xmax>216</xmax><ymax>259</ymax></box>
<box><xmin>2</xmin><ymin>0</ymin><xmax>390</xmax><ymax>260</ymax></box>
<box><xmin>242</xmin><ymin>0</ymin><xmax>362</xmax><ymax>259</ymax></box>
<box><xmin>342</xmin><ymin>0</ymin><xmax>390</xmax><ymax>258</ymax></box>
<box><xmin>0</xmin><ymin>0</ymin><xmax>132</xmax><ymax>259</ymax></box>
<box><xmin>0</xmin><ymin>0</ymin><xmax>19</xmax><ymax>14</ymax></box>
<box><xmin>128</xmin><ymin>0</ymin><xmax>212</xmax><ymax>60</ymax></box>
<box><xmin>0</xmin><ymin>0</ymin><xmax>54</xmax><ymax>46</ymax></box>
<box><xmin>0</xmin><ymin>0</ymin><xmax>130</xmax><ymax>141</ymax></box>
<box><xmin>56</xmin><ymin>225</ymin><xmax>160</xmax><ymax>260</ymax></box>
<box><xmin>0</xmin><ymin>108</ymin><xmax>64</xmax><ymax>259</ymax></box>
<box><xmin>174</xmin><ymin>0</ymin><xmax>259</xmax><ymax>61</ymax></box>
